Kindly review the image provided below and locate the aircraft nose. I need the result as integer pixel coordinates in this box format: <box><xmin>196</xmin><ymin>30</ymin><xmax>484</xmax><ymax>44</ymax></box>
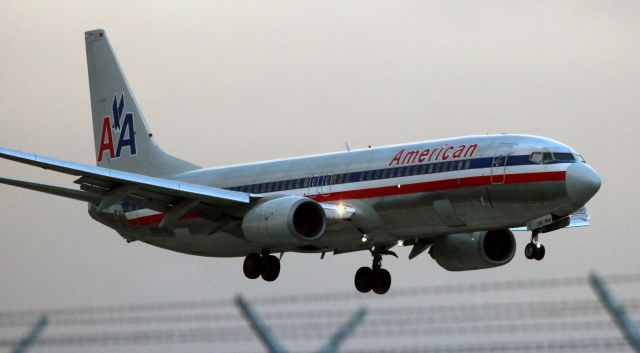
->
<box><xmin>565</xmin><ymin>162</ymin><xmax>601</xmax><ymax>207</ymax></box>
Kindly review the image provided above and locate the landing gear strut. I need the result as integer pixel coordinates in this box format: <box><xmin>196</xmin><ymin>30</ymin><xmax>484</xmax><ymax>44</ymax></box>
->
<box><xmin>243</xmin><ymin>252</ymin><xmax>281</xmax><ymax>282</ymax></box>
<box><xmin>354</xmin><ymin>248</ymin><xmax>396</xmax><ymax>295</ymax></box>
<box><xmin>524</xmin><ymin>231</ymin><xmax>545</xmax><ymax>261</ymax></box>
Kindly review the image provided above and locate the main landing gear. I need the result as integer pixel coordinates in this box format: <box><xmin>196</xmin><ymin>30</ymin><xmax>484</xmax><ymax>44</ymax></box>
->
<box><xmin>354</xmin><ymin>248</ymin><xmax>397</xmax><ymax>295</ymax></box>
<box><xmin>524</xmin><ymin>231</ymin><xmax>545</xmax><ymax>261</ymax></box>
<box><xmin>243</xmin><ymin>252</ymin><xmax>281</xmax><ymax>282</ymax></box>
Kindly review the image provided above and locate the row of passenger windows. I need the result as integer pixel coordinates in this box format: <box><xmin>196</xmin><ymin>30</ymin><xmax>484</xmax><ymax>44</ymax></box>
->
<box><xmin>228</xmin><ymin>159</ymin><xmax>473</xmax><ymax>194</ymax></box>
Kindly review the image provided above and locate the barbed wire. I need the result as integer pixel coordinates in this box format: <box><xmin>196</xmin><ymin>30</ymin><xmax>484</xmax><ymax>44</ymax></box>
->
<box><xmin>1</xmin><ymin>273</ymin><xmax>638</xmax><ymax>351</ymax></box>
<box><xmin>1</xmin><ymin>273</ymin><xmax>638</xmax><ymax>321</ymax></box>
<box><xmin>1</xmin><ymin>298</ymin><xmax>638</xmax><ymax>328</ymax></box>
<box><xmin>1</xmin><ymin>317</ymin><xmax>636</xmax><ymax>347</ymax></box>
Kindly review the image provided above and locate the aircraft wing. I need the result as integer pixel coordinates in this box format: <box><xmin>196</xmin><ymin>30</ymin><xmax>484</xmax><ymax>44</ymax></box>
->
<box><xmin>0</xmin><ymin>147</ymin><xmax>251</xmax><ymax>221</ymax></box>
<box><xmin>511</xmin><ymin>207</ymin><xmax>590</xmax><ymax>232</ymax></box>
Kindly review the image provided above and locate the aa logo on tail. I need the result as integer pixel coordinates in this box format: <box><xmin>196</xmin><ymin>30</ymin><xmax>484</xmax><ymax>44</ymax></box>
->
<box><xmin>97</xmin><ymin>94</ymin><xmax>137</xmax><ymax>162</ymax></box>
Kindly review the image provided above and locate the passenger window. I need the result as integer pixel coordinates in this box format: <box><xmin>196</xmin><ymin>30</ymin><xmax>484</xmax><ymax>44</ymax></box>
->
<box><xmin>428</xmin><ymin>164</ymin><xmax>434</xmax><ymax>173</ymax></box>
<box><xmin>388</xmin><ymin>168</ymin><xmax>395</xmax><ymax>178</ymax></box>
<box><xmin>381</xmin><ymin>169</ymin><xmax>388</xmax><ymax>178</ymax></box>
<box><xmin>311</xmin><ymin>177</ymin><xmax>318</xmax><ymax>187</ymax></box>
<box><xmin>465</xmin><ymin>160</ymin><xmax>471</xmax><ymax>169</ymax></box>
<box><xmin>457</xmin><ymin>161</ymin><xmax>463</xmax><ymax>170</ymax></box>
<box><xmin>303</xmin><ymin>178</ymin><xmax>309</xmax><ymax>188</ymax></box>
<box><xmin>420</xmin><ymin>164</ymin><xmax>427</xmax><ymax>174</ymax></box>
<box><xmin>330</xmin><ymin>175</ymin><xmax>337</xmax><ymax>185</ymax></box>
<box><xmin>336</xmin><ymin>174</ymin><xmax>343</xmax><ymax>184</ymax></box>
<box><xmin>373</xmin><ymin>170</ymin><xmax>380</xmax><ymax>180</ymax></box>
<box><xmin>435</xmin><ymin>163</ymin><xmax>442</xmax><ymax>173</ymax></box>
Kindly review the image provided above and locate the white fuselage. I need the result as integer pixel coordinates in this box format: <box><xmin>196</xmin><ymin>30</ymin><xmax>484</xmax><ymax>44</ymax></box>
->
<box><xmin>91</xmin><ymin>134</ymin><xmax>596</xmax><ymax>257</ymax></box>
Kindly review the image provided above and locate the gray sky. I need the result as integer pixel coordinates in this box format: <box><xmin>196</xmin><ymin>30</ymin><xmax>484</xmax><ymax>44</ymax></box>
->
<box><xmin>1</xmin><ymin>1</ymin><xmax>639</xmax><ymax>352</ymax></box>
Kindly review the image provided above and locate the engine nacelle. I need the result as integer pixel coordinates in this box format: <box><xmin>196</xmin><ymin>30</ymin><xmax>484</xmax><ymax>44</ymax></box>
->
<box><xmin>242</xmin><ymin>196</ymin><xmax>326</xmax><ymax>247</ymax></box>
<box><xmin>430</xmin><ymin>229</ymin><xmax>516</xmax><ymax>271</ymax></box>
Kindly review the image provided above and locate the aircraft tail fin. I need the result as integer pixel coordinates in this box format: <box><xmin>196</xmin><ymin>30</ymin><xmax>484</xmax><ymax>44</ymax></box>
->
<box><xmin>85</xmin><ymin>29</ymin><xmax>199</xmax><ymax>176</ymax></box>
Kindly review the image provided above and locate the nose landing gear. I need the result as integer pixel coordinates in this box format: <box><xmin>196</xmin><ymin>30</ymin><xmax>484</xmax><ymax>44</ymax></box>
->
<box><xmin>524</xmin><ymin>231</ymin><xmax>545</xmax><ymax>261</ymax></box>
<box><xmin>354</xmin><ymin>248</ymin><xmax>396</xmax><ymax>295</ymax></box>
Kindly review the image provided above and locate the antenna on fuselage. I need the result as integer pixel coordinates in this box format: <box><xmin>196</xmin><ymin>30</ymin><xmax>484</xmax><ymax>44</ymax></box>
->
<box><xmin>345</xmin><ymin>142</ymin><xmax>351</xmax><ymax>152</ymax></box>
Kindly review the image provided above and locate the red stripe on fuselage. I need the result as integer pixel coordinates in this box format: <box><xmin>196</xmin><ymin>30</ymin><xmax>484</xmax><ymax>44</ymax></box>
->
<box><xmin>313</xmin><ymin>171</ymin><xmax>566</xmax><ymax>202</ymax></box>
<box><xmin>128</xmin><ymin>212</ymin><xmax>198</xmax><ymax>227</ymax></box>
<box><xmin>127</xmin><ymin>171</ymin><xmax>566</xmax><ymax>227</ymax></box>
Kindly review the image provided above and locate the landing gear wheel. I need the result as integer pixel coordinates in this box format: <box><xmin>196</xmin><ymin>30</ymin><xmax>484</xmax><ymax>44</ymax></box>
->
<box><xmin>524</xmin><ymin>243</ymin><xmax>536</xmax><ymax>260</ymax></box>
<box><xmin>354</xmin><ymin>267</ymin><xmax>374</xmax><ymax>293</ymax></box>
<box><xmin>534</xmin><ymin>244</ymin><xmax>546</xmax><ymax>261</ymax></box>
<box><xmin>243</xmin><ymin>253</ymin><xmax>262</xmax><ymax>279</ymax></box>
<box><xmin>373</xmin><ymin>269</ymin><xmax>392</xmax><ymax>295</ymax></box>
<box><xmin>260</xmin><ymin>255</ymin><xmax>281</xmax><ymax>282</ymax></box>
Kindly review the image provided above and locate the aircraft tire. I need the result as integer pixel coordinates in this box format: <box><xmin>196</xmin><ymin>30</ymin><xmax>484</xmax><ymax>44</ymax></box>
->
<box><xmin>373</xmin><ymin>269</ymin><xmax>392</xmax><ymax>295</ymax></box>
<box><xmin>355</xmin><ymin>267</ymin><xmax>373</xmax><ymax>293</ymax></box>
<box><xmin>261</xmin><ymin>255</ymin><xmax>281</xmax><ymax>282</ymax></box>
<box><xmin>243</xmin><ymin>253</ymin><xmax>262</xmax><ymax>279</ymax></box>
<box><xmin>534</xmin><ymin>244</ymin><xmax>546</xmax><ymax>261</ymax></box>
<box><xmin>524</xmin><ymin>243</ymin><xmax>535</xmax><ymax>260</ymax></box>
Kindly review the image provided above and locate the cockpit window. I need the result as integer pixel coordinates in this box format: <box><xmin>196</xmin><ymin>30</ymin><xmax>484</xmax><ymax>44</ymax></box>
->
<box><xmin>552</xmin><ymin>152</ymin><xmax>575</xmax><ymax>161</ymax></box>
<box><xmin>530</xmin><ymin>151</ymin><xmax>576</xmax><ymax>164</ymax></box>
<box><xmin>574</xmin><ymin>154</ymin><xmax>586</xmax><ymax>163</ymax></box>
<box><xmin>529</xmin><ymin>152</ymin><xmax>543</xmax><ymax>164</ymax></box>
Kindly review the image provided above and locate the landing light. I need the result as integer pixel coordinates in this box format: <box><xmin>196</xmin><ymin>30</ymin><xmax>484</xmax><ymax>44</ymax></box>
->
<box><xmin>336</xmin><ymin>204</ymin><xmax>346</xmax><ymax>215</ymax></box>
<box><xmin>361</xmin><ymin>234</ymin><xmax>369</xmax><ymax>243</ymax></box>
<box><xmin>397</xmin><ymin>240</ymin><xmax>404</xmax><ymax>247</ymax></box>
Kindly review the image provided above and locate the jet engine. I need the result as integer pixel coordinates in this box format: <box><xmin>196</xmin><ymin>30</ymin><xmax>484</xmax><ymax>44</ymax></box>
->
<box><xmin>430</xmin><ymin>229</ymin><xmax>516</xmax><ymax>271</ymax></box>
<box><xmin>242</xmin><ymin>196</ymin><xmax>326</xmax><ymax>246</ymax></box>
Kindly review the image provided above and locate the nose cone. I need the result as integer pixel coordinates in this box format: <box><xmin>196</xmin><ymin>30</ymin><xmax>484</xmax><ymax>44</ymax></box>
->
<box><xmin>565</xmin><ymin>163</ymin><xmax>601</xmax><ymax>207</ymax></box>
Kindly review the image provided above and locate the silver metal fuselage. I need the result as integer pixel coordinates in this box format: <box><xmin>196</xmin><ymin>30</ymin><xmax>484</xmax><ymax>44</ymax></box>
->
<box><xmin>91</xmin><ymin>134</ymin><xmax>600</xmax><ymax>257</ymax></box>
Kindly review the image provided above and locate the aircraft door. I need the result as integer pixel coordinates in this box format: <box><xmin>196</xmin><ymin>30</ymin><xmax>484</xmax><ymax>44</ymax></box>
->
<box><xmin>491</xmin><ymin>143</ymin><xmax>514</xmax><ymax>184</ymax></box>
<box><xmin>321</xmin><ymin>174</ymin><xmax>333</xmax><ymax>197</ymax></box>
<box><xmin>307</xmin><ymin>176</ymin><xmax>319</xmax><ymax>198</ymax></box>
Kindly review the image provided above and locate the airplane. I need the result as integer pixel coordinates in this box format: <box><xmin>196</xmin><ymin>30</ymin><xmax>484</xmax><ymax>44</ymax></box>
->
<box><xmin>0</xmin><ymin>29</ymin><xmax>601</xmax><ymax>295</ymax></box>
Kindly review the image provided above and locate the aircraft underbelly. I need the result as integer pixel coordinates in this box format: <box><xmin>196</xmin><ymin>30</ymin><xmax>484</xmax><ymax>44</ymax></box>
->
<box><xmin>91</xmin><ymin>178</ymin><xmax>570</xmax><ymax>257</ymax></box>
